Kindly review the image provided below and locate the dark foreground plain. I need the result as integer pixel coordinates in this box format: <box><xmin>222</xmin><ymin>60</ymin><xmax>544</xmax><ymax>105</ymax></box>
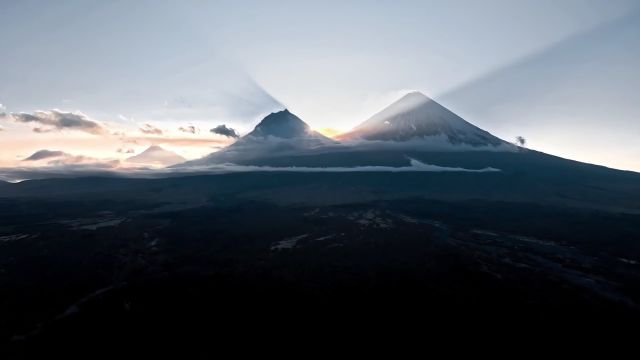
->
<box><xmin>1</xmin><ymin>165</ymin><xmax>640</xmax><ymax>356</ymax></box>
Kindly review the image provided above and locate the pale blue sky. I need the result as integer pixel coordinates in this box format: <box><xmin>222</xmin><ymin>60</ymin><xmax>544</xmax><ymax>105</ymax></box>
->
<box><xmin>1</xmin><ymin>0</ymin><xmax>639</xmax><ymax>170</ymax></box>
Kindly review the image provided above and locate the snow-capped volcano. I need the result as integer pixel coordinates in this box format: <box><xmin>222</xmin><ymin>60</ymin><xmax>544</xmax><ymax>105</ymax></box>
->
<box><xmin>244</xmin><ymin>109</ymin><xmax>331</xmax><ymax>142</ymax></box>
<box><xmin>180</xmin><ymin>109</ymin><xmax>335</xmax><ymax>166</ymax></box>
<box><xmin>126</xmin><ymin>145</ymin><xmax>186</xmax><ymax>167</ymax></box>
<box><xmin>338</xmin><ymin>91</ymin><xmax>509</xmax><ymax>148</ymax></box>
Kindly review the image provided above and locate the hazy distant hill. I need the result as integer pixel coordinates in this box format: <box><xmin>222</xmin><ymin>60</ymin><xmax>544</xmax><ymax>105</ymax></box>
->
<box><xmin>127</xmin><ymin>145</ymin><xmax>186</xmax><ymax>167</ymax></box>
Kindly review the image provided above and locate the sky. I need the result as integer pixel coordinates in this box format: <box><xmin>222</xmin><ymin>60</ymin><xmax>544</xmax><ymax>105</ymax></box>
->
<box><xmin>1</xmin><ymin>0</ymin><xmax>639</xmax><ymax>171</ymax></box>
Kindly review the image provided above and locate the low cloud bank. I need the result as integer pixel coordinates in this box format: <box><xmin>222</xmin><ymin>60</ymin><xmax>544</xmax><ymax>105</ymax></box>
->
<box><xmin>167</xmin><ymin>159</ymin><xmax>500</xmax><ymax>174</ymax></box>
<box><xmin>0</xmin><ymin>158</ymin><xmax>500</xmax><ymax>182</ymax></box>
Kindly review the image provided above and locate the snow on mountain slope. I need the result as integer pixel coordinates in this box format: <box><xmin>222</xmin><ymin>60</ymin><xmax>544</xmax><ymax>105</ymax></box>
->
<box><xmin>338</xmin><ymin>91</ymin><xmax>513</xmax><ymax>150</ymax></box>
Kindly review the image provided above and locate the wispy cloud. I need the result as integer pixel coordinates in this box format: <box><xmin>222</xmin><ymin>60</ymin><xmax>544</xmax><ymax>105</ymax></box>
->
<box><xmin>139</xmin><ymin>123</ymin><xmax>163</xmax><ymax>135</ymax></box>
<box><xmin>122</xmin><ymin>135</ymin><xmax>230</xmax><ymax>147</ymax></box>
<box><xmin>6</xmin><ymin>110</ymin><xmax>106</xmax><ymax>135</ymax></box>
<box><xmin>178</xmin><ymin>125</ymin><xmax>199</xmax><ymax>134</ymax></box>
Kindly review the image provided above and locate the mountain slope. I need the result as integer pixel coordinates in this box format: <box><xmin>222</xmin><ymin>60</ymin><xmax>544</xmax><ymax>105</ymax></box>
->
<box><xmin>127</xmin><ymin>145</ymin><xmax>186</xmax><ymax>167</ymax></box>
<box><xmin>339</xmin><ymin>91</ymin><xmax>511</xmax><ymax>149</ymax></box>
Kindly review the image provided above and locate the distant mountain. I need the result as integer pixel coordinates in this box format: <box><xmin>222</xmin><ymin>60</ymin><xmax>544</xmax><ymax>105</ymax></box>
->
<box><xmin>338</xmin><ymin>92</ymin><xmax>511</xmax><ymax>149</ymax></box>
<box><xmin>182</xmin><ymin>109</ymin><xmax>336</xmax><ymax>166</ymax></box>
<box><xmin>127</xmin><ymin>145</ymin><xmax>186</xmax><ymax>167</ymax></box>
<box><xmin>23</xmin><ymin>150</ymin><xmax>69</xmax><ymax>162</ymax></box>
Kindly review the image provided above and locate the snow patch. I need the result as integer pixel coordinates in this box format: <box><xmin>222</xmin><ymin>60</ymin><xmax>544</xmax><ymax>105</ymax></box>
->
<box><xmin>0</xmin><ymin>234</ymin><xmax>31</xmax><ymax>242</ymax></box>
<box><xmin>271</xmin><ymin>234</ymin><xmax>308</xmax><ymax>250</ymax></box>
<box><xmin>59</xmin><ymin>217</ymin><xmax>126</xmax><ymax>230</ymax></box>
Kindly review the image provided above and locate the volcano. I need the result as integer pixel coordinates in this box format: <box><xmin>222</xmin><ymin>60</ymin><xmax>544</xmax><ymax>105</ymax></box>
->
<box><xmin>338</xmin><ymin>91</ymin><xmax>511</xmax><ymax>150</ymax></box>
<box><xmin>182</xmin><ymin>109</ymin><xmax>336</xmax><ymax>166</ymax></box>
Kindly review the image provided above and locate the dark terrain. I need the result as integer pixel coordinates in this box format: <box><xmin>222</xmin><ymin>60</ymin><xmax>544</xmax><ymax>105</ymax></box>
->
<box><xmin>1</xmin><ymin>168</ymin><xmax>640</xmax><ymax>356</ymax></box>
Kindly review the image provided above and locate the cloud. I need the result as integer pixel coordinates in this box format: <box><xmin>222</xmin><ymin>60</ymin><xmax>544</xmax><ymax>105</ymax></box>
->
<box><xmin>0</xmin><ymin>167</ymin><xmax>115</xmax><ymax>182</ymax></box>
<box><xmin>46</xmin><ymin>157</ymin><xmax>120</xmax><ymax>167</ymax></box>
<box><xmin>8</xmin><ymin>110</ymin><xmax>106</xmax><ymax>135</ymax></box>
<box><xmin>178</xmin><ymin>125</ymin><xmax>199</xmax><ymax>134</ymax></box>
<box><xmin>210</xmin><ymin>124</ymin><xmax>239</xmax><ymax>138</ymax></box>
<box><xmin>23</xmin><ymin>150</ymin><xmax>68</xmax><ymax>161</ymax></box>
<box><xmin>117</xmin><ymin>148</ymin><xmax>135</xmax><ymax>154</ymax></box>
<box><xmin>0</xmin><ymin>158</ymin><xmax>501</xmax><ymax>182</ymax></box>
<box><xmin>139</xmin><ymin>123</ymin><xmax>163</xmax><ymax>135</ymax></box>
<box><xmin>0</xmin><ymin>125</ymin><xmax>4</xmax><ymax>131</ymax></box>
<box><xmin>0</xmin><ymin>161</ymin><xmax>124</xmax><ymax>182</ymax></box>
<box><xmin>20</xmin><ymin>149</ymin><xmax>121</xmax><ymax>168</ymax></box>
<box><xmin>172</xmin><ymin>159</ymin><xmax>501</xmax><ymax>174</ymax></box>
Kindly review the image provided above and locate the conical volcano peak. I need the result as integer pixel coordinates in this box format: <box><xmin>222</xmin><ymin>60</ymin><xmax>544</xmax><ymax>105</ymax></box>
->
<box><xmin>383</xmin><ymin>91</ymin><xmax>437</xmax><ymax>115</ymax></box>
<box><xmin>265</xmin><ymin>108</ymin><xmax>291</xmax><ymax>117</ymax></box>
<box><xmin>398</xmin><ymin>91</ymin><xmax>433</xmax><ymax>103</ymax></box>
<box><xmin>181</xmin><ymin>108</ymin><xmax>336</xmax><ymax>166</ymax></box>
<box><xmin>258</xmin><ymin>109</ymin><xmax>299</xmax><ymax>125</ymax></box>
<box><xmin>339</xmin><ymin>91</ymin><xmax>508</xmax><ymax>147</ymax></box>
<box><xmin>250</xmin><ymin>109</ymin><xmax>312</xmax><ymax>139</ymax></box>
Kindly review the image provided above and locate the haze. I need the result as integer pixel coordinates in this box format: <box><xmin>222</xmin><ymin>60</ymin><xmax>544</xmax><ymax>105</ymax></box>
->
<box><xmin>1</xmin><ymin>0</ymin><xmax>639</xmax><ymax>171</ymax></box>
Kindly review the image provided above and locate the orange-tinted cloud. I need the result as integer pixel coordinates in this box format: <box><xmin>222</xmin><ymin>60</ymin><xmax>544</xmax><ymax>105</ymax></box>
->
<box><xmin>139</xmin><ymin>123</ymin><xmax>163</xmax><ymax>135</ymax></box>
